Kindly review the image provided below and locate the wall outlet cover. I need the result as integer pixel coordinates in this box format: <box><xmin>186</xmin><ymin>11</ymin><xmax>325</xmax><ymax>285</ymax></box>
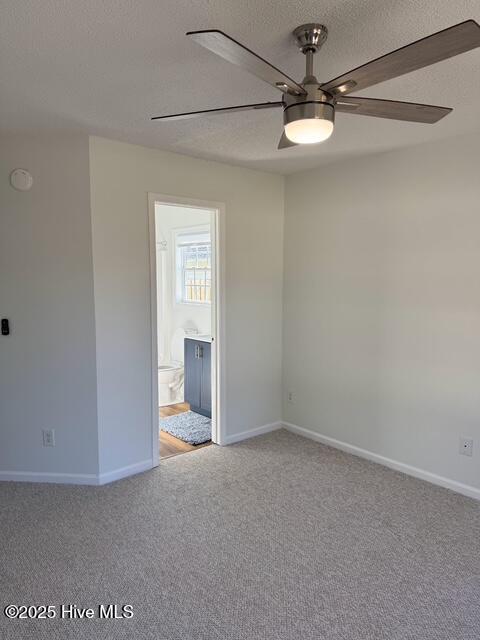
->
<box><xmin>459</xmin><ymin>436</ymin><xmax>473</xmax><ymax>457</ymax></box>
<box><xmin>42</xmin><ymin>429</ymin><xmax>55</xmax><ymax>447</ymax></box>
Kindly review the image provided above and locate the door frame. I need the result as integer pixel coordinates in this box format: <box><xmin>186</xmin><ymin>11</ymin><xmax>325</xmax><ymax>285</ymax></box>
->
<box><xmin>148</xmin><ymin>193</ymin><xmax>226</xmax><ymax>466</ymax></box>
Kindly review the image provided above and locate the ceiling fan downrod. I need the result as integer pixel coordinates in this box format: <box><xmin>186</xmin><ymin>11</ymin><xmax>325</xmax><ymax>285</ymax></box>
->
<box><xmin>293</xmin><ymin>23</ymin><xmax>328</xmax><ymax>83</ymax></box>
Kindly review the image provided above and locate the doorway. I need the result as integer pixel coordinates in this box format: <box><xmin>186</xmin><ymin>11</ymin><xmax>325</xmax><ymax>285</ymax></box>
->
<box><xmin>148</xmin><ymin>194</ymin><xmax>225</xmax><ymax>463</ymax></box>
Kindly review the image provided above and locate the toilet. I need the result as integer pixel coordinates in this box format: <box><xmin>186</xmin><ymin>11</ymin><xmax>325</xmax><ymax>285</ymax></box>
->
<box><xmin>158</xmin><ymin>328</ymin><xmax>196</xmax><ymax>406</ymax></box>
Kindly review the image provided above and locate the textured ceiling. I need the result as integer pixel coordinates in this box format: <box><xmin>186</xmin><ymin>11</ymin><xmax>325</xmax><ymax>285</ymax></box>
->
<box><xmin>1</xmin><ymin>0</ymin><xmax>479</xmax><ymax>174</ymax></box>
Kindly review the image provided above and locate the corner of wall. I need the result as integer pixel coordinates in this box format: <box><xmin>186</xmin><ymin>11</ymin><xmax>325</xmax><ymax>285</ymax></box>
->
<box><xmin>88</xmin><ymin>136</ymin><xmax>101</xmax><ymax>480</ymax></box>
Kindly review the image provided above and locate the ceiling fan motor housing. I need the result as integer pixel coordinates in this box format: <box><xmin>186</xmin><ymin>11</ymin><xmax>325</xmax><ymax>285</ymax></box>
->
<box><xmin>283</xmin><ymin>85</ymin><xmax>335</xmax><ymax>129</ymax></box>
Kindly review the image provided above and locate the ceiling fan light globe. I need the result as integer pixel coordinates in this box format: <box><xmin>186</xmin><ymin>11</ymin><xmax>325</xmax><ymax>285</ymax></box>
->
<box><xmin>283</xmin><ymin>100</ymin><xmax>335</xmax><ymax>144</ymax></box>
<box><xmin>284</xmin><ymin>118</ymin><xmax>334</xmax><ymax>144</ymax></box>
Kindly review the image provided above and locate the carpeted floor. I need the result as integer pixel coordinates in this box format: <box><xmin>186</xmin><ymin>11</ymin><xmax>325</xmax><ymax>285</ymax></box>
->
<box><xmin>1</xmin><ymin>429</ymin><xmax>480</xmax><ymax>639</ymax></box>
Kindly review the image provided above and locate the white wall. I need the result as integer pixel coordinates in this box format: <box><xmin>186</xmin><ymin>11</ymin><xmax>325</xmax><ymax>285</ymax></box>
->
<box><xmin>283</xmin><ymin>133</ymin><xmax>480</xmax><ymax>491</ymax></box>
<box><xmin>155</xmin><ymin>204</ymin><xmax>211</xmax><ymax>365</ymax></box>
<box><xmin>0</xmin><ymin>135</ymin><xmax>98</xmax><ymax>480</ymax></box>
<box><xmin>89</xmin><ymin>136</ymin><xmax>284</xmax><ymax>475</ymax></box>
<box><xmin>5</xmin><ymin>130</ymin><xmax>476</xmax><ymax>494</ymax></box>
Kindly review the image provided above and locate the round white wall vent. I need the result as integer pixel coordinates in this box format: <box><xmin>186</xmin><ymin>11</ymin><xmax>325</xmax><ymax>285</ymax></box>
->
<box><xmin>10</xmin><ymin>168</ymin><xmax>33</xmax><ymax>191</ymax></box>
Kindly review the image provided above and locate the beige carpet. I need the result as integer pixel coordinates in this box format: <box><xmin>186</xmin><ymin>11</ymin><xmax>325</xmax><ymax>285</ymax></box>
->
<box><xmin>1</xmin><ymin>429</ymin><xmax>480</xmax><ymax>639</ymax></box>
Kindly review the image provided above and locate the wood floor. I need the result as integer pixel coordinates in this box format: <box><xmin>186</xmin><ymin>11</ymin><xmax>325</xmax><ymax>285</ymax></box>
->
<box><xmin>159</xmin><ymin>402</ymin><xmax>212</xmax><ymax>459</ymax></box>
<box><xmin>160</xmin><ymin>402</ymin><xmax>191</xmax><ymax>419</ymax></box>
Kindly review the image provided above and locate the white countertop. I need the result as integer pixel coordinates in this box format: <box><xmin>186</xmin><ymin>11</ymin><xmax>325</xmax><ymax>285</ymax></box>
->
<box><xmin>185</xmin><ymin>334</ymin><xmax>212</xmax><ymax>343</ymax></box>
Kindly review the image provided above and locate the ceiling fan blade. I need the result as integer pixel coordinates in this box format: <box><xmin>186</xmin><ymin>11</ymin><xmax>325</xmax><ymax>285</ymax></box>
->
<box><xmin>152</xmin><ymin>101</ymin><xmax>283</xmax><ymax>122</ymax></box>
<box><xmin>336</xmin><ymin>96</ymin><xmax>452</xmax><ymax>123</ymax></box>
<box><xmin>322</xmin><ymin>20</ymin><xmax>480</xmax><ymax>95</ymax></box>
<box><xmin>278</xmin><ymin>132</ymin><xmax>298</xmax><ymax>149</ymax></box>
<box><xmin>187</xmin><ymin>29</ymin><xmax>306</xmax><ymax>96</ymax></box>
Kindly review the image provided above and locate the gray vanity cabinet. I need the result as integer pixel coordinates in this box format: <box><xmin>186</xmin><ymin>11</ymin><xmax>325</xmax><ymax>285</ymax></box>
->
<box><xmin>184</xmin><ymin>339</ymin><xmax>212</xmax><ymax>418</ymax></box>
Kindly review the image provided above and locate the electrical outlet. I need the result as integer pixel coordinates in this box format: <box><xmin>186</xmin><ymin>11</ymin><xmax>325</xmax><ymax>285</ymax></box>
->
<box><xmin>42</xmin><ymin>429</ymin><xmax>55</xmax><ymax>447</ymax></box>
<box><xmin>459</xmin><ymin>436</ymin><xmax>473</xmax><ymax>457</ymax></box>
<box><xmin>287</xmin><ymin>391</ymin><xmax>295</xmax><ymax>404</ymax></box>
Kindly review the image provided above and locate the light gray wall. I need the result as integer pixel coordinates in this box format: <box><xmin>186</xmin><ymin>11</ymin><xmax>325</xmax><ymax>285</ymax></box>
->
<box><xmin>5</xmin><ymin>130</ymin><xmax>477</xmax><ymax>492</ymax></box>
<box><xmin>0</xmin><ymin>135</ymin><xmax>98</xmax><ymax>477</ymax></box>
<box><xmin>283</xmin><ymin>134</ymin><xmax>480</xmax><ymax>490</ymax></box>
<box><xmin>89</xmin><ymin>137</ymin><xmax>284</xmax><ymax>475</ymax></box>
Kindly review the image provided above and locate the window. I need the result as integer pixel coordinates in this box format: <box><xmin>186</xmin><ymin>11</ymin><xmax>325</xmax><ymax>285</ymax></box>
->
<box><xmin>175</xmin><ymin>229</ymin><xmax>211</xmax><ymax>304</ymax></box>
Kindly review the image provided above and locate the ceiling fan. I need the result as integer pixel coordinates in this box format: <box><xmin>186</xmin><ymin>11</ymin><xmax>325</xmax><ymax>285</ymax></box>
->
<box><xmin>152</xmin><ymin>20</ymin><xmax>480</xmax><ymax>149</ymax></box>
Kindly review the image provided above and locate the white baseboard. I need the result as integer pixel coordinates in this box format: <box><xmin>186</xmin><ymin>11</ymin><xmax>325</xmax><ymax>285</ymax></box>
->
<box><xmin>0</xmin><ymin>470</ymin><xmax>98</xmax><ymax>485</ymax></box>
<box><xmin>0</xmin><ymin>459</ymin><xmax>154</xmax><ymax>486</ymax></box>
<box><xmin>223</xmin><ymin>421</ymin><xmax>282</xmax><ymax>445</ymax></box>
<box><xmin>98</xmin><ymin>459</ymin><xmax>153</xmax><ymax>485</ymax></box>
<box><xmin>283</xmin><ymin>422</ymin><xmax>480</xmax><ymax>501</ymax></box>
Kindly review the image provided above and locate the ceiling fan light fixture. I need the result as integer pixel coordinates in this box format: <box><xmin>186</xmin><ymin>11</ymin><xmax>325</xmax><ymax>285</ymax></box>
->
<box><xmin>283</xmin><ymin>101</ymin><xmax>334</xmax><ymax>144</ymax></box>
<box><xmin>284</xmin><ymin>118</ymin><xmax>334</xmax><ymax>144</ymax></box>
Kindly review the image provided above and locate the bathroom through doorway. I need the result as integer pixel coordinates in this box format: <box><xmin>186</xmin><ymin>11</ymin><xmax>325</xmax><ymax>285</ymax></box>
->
<box><xmin>148</xmin><ymin>195</ymin><xmax>224</xmax><ymax>461</ymax></box>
